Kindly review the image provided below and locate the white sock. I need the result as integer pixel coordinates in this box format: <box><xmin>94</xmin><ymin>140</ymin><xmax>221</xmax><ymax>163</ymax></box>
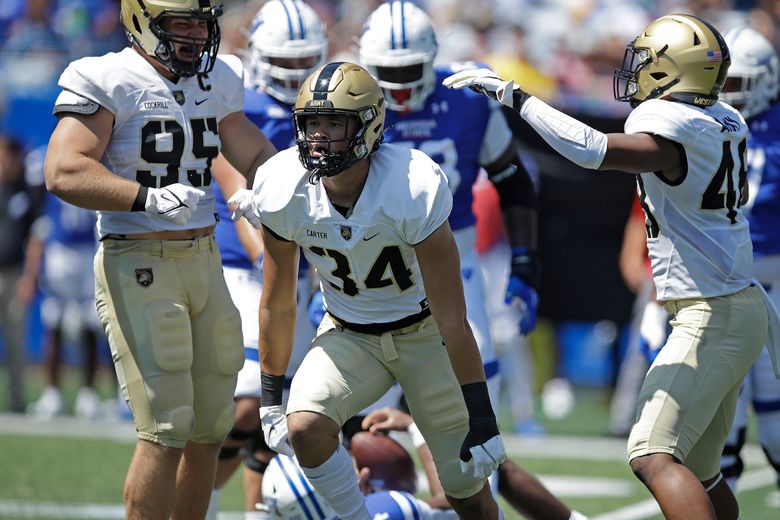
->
<box><xmin>570</xmin><ymin>511</ymin><xmax>589</xmax><ymax>520</ymax></box>
<box><xmin>205</xmin><ymin>488</ymin><xmax>221</xmax><ymax>520</ymax></box>
<box><xmin>301</xmin><ymin>444</ymin><xmax>370</xmax><ymax>520</ymax></box>
<box><xmin>245</xmin><ymin>511</ymin><xmax>271</xmax><ymax>520</ymax></box>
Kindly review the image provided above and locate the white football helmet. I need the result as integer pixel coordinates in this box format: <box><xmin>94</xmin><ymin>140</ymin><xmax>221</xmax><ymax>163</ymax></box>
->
<box><xmin>721</xmin><ymin>26</ymin><xmax>780</xmax><ymax>119</ymax></box>
<box><xmin>247</xmin><ymin>0</ymin><xmax>328</xmax><ymax>104</ymax></box>
<box><xmin>261</xmin><ymin>454</ymin><xmax>337</xmax><ymax>520</ymax></box>
<box><xmin>358</xmin><ymin>1</ymin><xmax>437</xmax><ymax>111</ymax></box>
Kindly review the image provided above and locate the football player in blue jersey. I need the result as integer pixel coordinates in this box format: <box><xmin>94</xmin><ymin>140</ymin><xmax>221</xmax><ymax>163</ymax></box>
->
<box><xmin>259</xmin><ymin>427</ymin><xmax>457</xmax><ymax>520</ymax></box>
<box><xmin>355</xmin><ymin>4</ymin><xmax>585</xmax><ymax>520</ymax></box>
<box><xmin>23</xmin><ymin>191</ymin><xmax>103</xmax><ymax>420</ymax></box>
<box><xmin>207</xmin><ymin>2</ymin><xmax>326</xmax><ymax>519</ymax></box>
<box><xmin>718</xmin><ymin>26</ymin><xmax>780</xmax><ymax>496</ymax></box>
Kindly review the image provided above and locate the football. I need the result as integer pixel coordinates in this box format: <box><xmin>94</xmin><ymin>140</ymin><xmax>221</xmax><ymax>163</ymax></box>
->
<box><xmin>350</xmin><ymin>431</ymin><xmax>417</xmax><ymax>494</ymax></box>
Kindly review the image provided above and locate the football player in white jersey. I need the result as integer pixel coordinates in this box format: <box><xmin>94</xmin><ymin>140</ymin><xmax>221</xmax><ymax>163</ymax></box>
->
<box><xmin>445</xmin><ymin>13</ymin><xmax>780</xmax><ymax>520</ymax></box>
<box><xmin>718</xmin><ymin>26</ymin><xmax>780</xmax><ymax>495</ymax></box>
<box><xmin>43</xmin><ymin>1</ymin><xmax>276</xmax><ymax>519</ymax></box>
<box><xmin>356</xmin><ymin>5</ymin><xmax>589</xmax><ymax>520</ymax></box>
<box><xmin>206</xmin><ymin>2</ymin><xmax>327</xmax><ymax>518</ymax></box>
<box><xmin>230</xmin><ymin>62</ymin><xmax>505</xmax><ymax>519</ymax></box>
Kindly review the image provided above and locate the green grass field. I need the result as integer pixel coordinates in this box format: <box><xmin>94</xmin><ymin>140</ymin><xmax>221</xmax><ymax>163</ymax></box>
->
<box><xmin>0</xmin><ymin>367</ymin><xmax>777</xmax><ymax>519</ymax></box>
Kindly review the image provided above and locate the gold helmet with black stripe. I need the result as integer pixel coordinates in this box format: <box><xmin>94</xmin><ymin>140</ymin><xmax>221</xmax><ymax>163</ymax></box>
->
<box><xmin>293</xmin><ymin>62</ymin><xmax>385</xmax><ymax>181</ymax></box>
<box><xmin>614</xmin><ymin>14</ymin><xmax>731</xmax><ymax>108</ymax></box>
<box><xmin>120</xmin><ymin>0</ymin><xmax>223</xmax><ymax>78</ymax></box>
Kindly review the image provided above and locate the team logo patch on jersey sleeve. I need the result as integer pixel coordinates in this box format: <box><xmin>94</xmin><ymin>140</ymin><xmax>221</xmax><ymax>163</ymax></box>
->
<box><xmin>173</xmin><ymin>91</ymin><xmax>186</xmax><ymax>105</ymax></box>
<box><xmin>135</xmin><ymin>268</ymin><xmax>154</xmax><ymax>287</ymax></box>
<box><xmin>340</xmin><ymin>225</ymin><xmax>352</xmax><ymax>241</ymax></box>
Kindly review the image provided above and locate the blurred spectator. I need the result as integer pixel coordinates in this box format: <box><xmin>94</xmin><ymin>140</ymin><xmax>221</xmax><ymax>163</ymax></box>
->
<box><xmin>0</xmin><ymin>0</ymin><xmax>25</xmax><ymax>40</ymax></box>
<box><xmin>608</xmin><ymin>195</ymin><xmax>654</xmax><ymax>436</ymax></box>
<box><xmin>52</xmin><ymin>0</ymin><xmax>126</xmax><ymax>57</ymax></box>
<box><xmin>23</xmin><ymin>190</ymin><xmax>102</xmax><ymax>420</ymax></box>
<box><xmin>2</xmin><ymin>0</ymin><xmax>63</xmax><ymax>55</ymax></box>
<box><xmin>0</xmin><ymin>135</ymin><xmax>38</xmax><ymax>413</ymax></box>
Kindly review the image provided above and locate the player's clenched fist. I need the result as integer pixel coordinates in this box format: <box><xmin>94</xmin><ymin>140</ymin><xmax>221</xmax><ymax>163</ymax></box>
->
<box><xmin>142</xmin><ymin>183</ymin><xmax>205</xmax><ymax>225</ymax></box>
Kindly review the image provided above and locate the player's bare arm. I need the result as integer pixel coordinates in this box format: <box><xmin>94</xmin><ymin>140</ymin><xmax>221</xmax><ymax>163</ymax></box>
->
<box><xmin>414</xmin><ymin>221</ymin><xmax>486</xmax><ymax>386</ymax></box>
<box><xmin>218</xmin><ymin>110</ymin><xmax>277</xmax><ymax>187</ymax></box>
<box><xmin>258</xmin><ymin>225</ymin><xmax>299</xmax><ymax>376</ymax></box>
<box><xmin>602</xmin><ymin>132</ymin><xmax>684</xmax><ymax>181</ymax></box>
<box><xmin>45</xmin><ymin>108</ymin><xmax>141</xmax><ymax>210</ymax></box>
<box><xmin>444</xmin><ymin>69</ymin><xmax>684</xmax><ymax>182</ymax></box>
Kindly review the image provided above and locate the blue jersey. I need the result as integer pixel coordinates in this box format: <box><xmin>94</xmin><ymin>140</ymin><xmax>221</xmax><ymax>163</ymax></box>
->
<box><xmin>214</xmin><ymin>85</ymin><xmax>309</xmax><ymax>272</ymax></box>
<box><xmin>214</xmin><ymin>180</ymin><xmax>253</xmax><ymax>269</ymax></box>
<box><xmin>746</xmin><ymin>102</ymin><xmax>780</xmax><ymax>257</ymax></box>
<box><xmin>215</xmin><ymin>86</ymin><xmax>295</xmax><ymax>268</ymax></box>
<box><xmin>383</xmin><ymin>66</ymin><xmax>511</xmax><ymax>231</ymax></box>
<box><xmin>244</xmin><ymin>86</ymin><xmax>297</xmax><ymax>150</ymax></box>
<box><xmin>42</xmin><ymin>192</ymin><xmax>95</xmax><ymax>245</ymax></box>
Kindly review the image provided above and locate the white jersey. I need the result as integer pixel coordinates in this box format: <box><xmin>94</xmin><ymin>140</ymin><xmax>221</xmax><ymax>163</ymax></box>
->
<box><xmin>252</xmin><ymin>145</ymin><xmax>452</xmax><ymax>324</ymax></box>
<box><xmin>625</xmin><ymin>99</ymin><xmax>752</xmax><ymax>301</ymax></box>
<box><xmin>54</xmin><ymin>47</ymin><xmax>244</xmax><ymax>237</ymax></box>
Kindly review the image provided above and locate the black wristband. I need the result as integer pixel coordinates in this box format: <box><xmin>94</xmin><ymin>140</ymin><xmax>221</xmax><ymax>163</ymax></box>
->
<box><xmin>512</xmin><ymin>89</ymin><xmax>530</xmax><ymax>111</ymax></box>
<box><xmin>131</xmin><ymin>185</ymin><xmax>148</xmax><ymax>212</ymax></box>
<box><xmin>461</xmin><ymin>381</ymin><xmax>496</xmax><ymax>424</ymax></box>
<box><xmin>261</xmin><ymin>373</ymin><xmax>285</xmax><ymax>406</ymax></box>
<box><xmin>510</xmin><ymin>248</ymin><xmax>541</xmax><ymax>290</ymax></box>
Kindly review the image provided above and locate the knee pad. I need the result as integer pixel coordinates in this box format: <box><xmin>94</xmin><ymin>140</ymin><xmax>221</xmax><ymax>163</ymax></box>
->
<box><xmin>218</xmin><ymin>427</ymin><xmax>255</xmax><ymax>460</ymax></box>
<box><xmin>757</xmin><ymin>410</ymin><xmax>780</xmax><ymax>469</ymax></box>
<box><xmin>245</xmin><ymin>428</ymin><xmax>273</xmax><ymax>475</ymax></box>
<box><xmin>210</xmin><ymin>401</ymin><xmax>238</xmax><ymax>443</ymax></box>
<box><xmin>152</xmin><ymin>405</ymin><xmax>196</xmax><ymax>447</ymax></box>
<box><xmin>436</xmin><ymin>457</ymin><xmax>485</xmax><ymax>500</ymax></box>
<box><xmin>245</xmin><ymin>451</ymin><xmax>271</xmax><ymax>475</ymax></box>
<box><xmin>193</xmin><ymin>401</ymin><xmax>237</xmax><ymax>444</ymax></box>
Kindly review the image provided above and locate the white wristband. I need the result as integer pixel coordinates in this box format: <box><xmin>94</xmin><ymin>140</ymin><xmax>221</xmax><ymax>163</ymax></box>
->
<box><xmin>407</xmin><ymin>422</ymin><xmax>426</xmax><ymax>449</ymax></box>
<box><xmin>520</xmin><ymin>96</ymin><xmax>608</xmax><ymax>170</ymax></box>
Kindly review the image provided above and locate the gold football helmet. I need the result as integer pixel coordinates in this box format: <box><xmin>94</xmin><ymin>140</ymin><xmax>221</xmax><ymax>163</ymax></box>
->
<box><xmin>293</xmin><ymin>62</ymin><xmax>385</xmax><ymax>181</ymax></box>
<box><xmin>614</xmin><ymin>14</ymin><xmax>730</xmax><ymax>107</ymax></box>
<box><xmin>120</xmin><ymin>0</ymin><xmax>223</xmax><ymax>77</ymax></box>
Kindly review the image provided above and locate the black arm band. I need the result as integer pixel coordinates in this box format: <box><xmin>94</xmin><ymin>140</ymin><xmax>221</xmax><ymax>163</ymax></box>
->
<box><xmin>131</xmin><ymin>185</ymin><xmax>148</xmax><ymax>212</ymax></box>
<box><xmin>511</xmin><ymin>247</ymin><xmax>541</xmax><ymax>290</ymax></box>
<box><xmin>461</xmin><ymin>382</ymin><xmax>495</xmax><ymax>423</ymax></box>
<box><xmin>488</xmin><ymin>157</ymin><xmax>538</xmax><ymax>210</ymax></box>
<box><xmin>261</xmin><ymin>373</ymin><xmax>285</xmax><ymax>406</ymax></box>
<box><xmin>512</xmin><ymin>89</ymin><xmax>531</xmax><ymax>111</ymax></box>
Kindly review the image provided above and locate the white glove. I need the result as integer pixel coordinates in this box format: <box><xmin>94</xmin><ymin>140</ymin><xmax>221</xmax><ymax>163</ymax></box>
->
<box><xmin>145</xmin><ymin>183</ymin><xmax>205</xmax><ymax>225</ymax></box>
<box><xmin>442</xmin><ymin>68</ymin><xmax>521</xmax><ymax>109</ymax></box>
<box><xmin>260</xmin><ymin>404</ymin><xmax>294</xmax><ymax>456</ymax></box>
<box><xmin>227</xmin><ymin>188</ymin><xmax>263</xmax><ymax>229</ymax></box>
<box><xmin>458</xmin><ymin>434</ymin><xmax>506</xmax><ymax>480</ymax></box>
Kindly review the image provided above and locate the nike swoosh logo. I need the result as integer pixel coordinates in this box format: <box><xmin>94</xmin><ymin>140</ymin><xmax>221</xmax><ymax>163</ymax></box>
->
<box><xmin>363</xmin><ymin>232</ymin><xmax>380</xmax><ymax>241</ymax></box>
<box><xmin>194</xmin><ymin>98</ymin><xmax>208</xmax><ymax>105</ymax></box>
